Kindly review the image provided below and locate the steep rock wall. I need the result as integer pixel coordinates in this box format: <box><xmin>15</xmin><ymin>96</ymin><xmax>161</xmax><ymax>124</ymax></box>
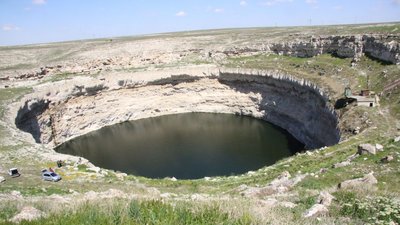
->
<box><xmin>14</xmin><ymin>68</ymin><xmax>340</xmax><ymax>149</ymax></box>
<box><xmin>221</xmin><ymin>35</ymin><xmax>399</xmax><ymax>64</ymax></box>
<box><xmin>268</xmin><ymin>35</ymin><xmax>364</xmax><ymax>60</ymax></box>
<box><xmin>217</xmin><ymin>70</ymin><xmax>339</xmax><ymax>148</ymax></box>
<box><xmin>363</xmin><ymin>35</ymin><xmax>400</xmax><ymax>63</ymax></box>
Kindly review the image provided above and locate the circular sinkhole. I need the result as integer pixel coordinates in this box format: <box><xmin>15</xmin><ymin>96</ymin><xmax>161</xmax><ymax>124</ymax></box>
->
<box><xmin>55</xmin><ymin>113</ymin><xmax>304</xmax><ymax>179</ymax></box>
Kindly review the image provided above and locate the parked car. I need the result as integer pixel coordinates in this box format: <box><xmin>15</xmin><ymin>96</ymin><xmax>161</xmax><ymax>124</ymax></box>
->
<box><xmin>42</xmin><ymin>170</ymin><xmax>61</xmax><ymax>182</ymax></box>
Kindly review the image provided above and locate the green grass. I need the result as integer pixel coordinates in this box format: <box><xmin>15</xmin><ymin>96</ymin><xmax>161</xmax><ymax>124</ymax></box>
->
<box><xmin>0</xmin><ymin>202</ymin><xmax>18</xmax><ymax>224</ymax></box>
<box><xmin>0</xmin><ymin>87</ymin><xmax>32</xmax><ymax>102</ymax></box>
<box><xmin>41</xmin><ymin>73</ymin><xmax>76</xmax><ymax>83</ymax></box>
<box><xmin>76</xmin><ymin>164</ymin><xmax>88</xmax><ymax>172</ymax></box>
<box><xmin>222</xmin><ymin>53</ymin><xmax>355</xmax><ymax>95</ymax></box>
<box><xmin>296</xmin><ymin>195</ymin><xmax>317</xmax><ymax>210</ymax></box>
<box><xmin>0</xmin><ymin>186</ymin><xmax>69</xmax><ymax>197</ymax></box>
<box><xmin>0</xmin><ymin>87</ymin><xmax>32</xmax><ymax>136</ymax></box>
<box><xmin>0</xmin><ymin>199</ymin><xmax>253</xmax><ymax>225</ymax></box>
<box><xmin>350</xmin><ymin>23</ymin><xmax>400</xmax><ymax>34</ymax></box>
<box><xmin>0</xmin><ymin>86</ymin><xmax>32</xmax><ymax>119</ymax></box>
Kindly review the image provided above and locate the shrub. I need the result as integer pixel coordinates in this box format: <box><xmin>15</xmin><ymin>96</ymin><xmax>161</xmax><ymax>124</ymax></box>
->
<box><xmin>340</xmin><ymin>196</ymin><xmax>400</xmax><ymax>224</ymax></box>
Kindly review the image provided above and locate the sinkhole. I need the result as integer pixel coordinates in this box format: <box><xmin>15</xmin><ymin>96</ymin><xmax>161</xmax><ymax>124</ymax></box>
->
<box><xmin>55</xmin><ymin>113</ymin><xmax>304</xmax><ymax>179</ymax></box>
<box><xmin>15</xmin><ymin>72</ymin><xmax>340</xmax><ymax>180</ymax></box>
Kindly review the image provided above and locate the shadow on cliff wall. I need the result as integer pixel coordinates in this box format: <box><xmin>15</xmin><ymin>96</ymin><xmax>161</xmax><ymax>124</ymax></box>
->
<box><xmin>15</xmin><ymin>99</ymin><xmax>50</xmax><ymax>143</ymax></box>
<box><xmin>217</xmin><ymin>73</ymin><xmax>340</xmax><ymax>149</ymax></box>
<box><xmin>364</xmin><ymin>53</ymin><xmax>393</xmax><ymax>65</ymax></box>
<box><xmin>148</xmin><ymin>75</ymin><xmax>203</xmax><ymax>86</ymax></box>
<box><xmin>334</xmin><ymin>98</ymin><xmax>356</xmax><ymax>109</ymax></box>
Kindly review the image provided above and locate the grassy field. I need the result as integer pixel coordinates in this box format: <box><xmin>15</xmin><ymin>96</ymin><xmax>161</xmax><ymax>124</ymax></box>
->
<box><xmin>0</xmin><ymin>199</ymin><xmax>253</xmax><ymax>225</ymax></box>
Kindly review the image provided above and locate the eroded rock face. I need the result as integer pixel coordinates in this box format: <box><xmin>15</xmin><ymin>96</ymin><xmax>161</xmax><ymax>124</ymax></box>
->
<box><xmin>14</xmin><ymin>68</ymin><xmax>340</xmax><ymax>149</ymax></box>
<box><xmin>219</xmin><ymin>35</ymin><xmax>400</xmax><ymax>64</ymax></box>
<box><xmin>363</xmin><ymin>35</ymin><xmax>400</xmax><ymax>64</ymax></box>
<box><xmin>268</xmin><ymin>35</ymin><xmax>364</xmax><ymax>60</ymax></box>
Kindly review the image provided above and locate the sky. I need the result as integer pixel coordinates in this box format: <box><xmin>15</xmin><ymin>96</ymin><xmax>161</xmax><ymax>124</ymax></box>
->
<box><xmin>0</xmin><ymin>0</ymin><xmax>400</xmax><ymax>46</ymax></box>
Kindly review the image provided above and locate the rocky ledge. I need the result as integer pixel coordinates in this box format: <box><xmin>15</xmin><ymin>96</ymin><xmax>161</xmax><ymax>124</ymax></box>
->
<box><xmin>12</xmin><ymin>66</ymin><xmax>339</xmax><ymax>150</ymax></box>
<box><xmin>219</xmin><ymin>34</ymin><xmax>400</xmax><ymax>65</ymax></box>
<box><xmin>2</xmin><ymin>34</ymin><xmax>399</xmax><ymax>82</ymax></box>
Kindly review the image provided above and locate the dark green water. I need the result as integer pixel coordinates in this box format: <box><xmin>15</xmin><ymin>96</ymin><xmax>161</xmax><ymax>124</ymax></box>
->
<box><xmin>56</xmin><ymin>113</ymin><xmax>304</xmax><ymax>179</ymax></box>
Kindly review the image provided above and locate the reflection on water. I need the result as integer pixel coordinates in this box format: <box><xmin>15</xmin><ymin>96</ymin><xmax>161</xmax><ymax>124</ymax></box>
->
<box><xmin>56</xmin><ymin>113</ymin><xmax>304</xmax><ymax>179</ymax></box>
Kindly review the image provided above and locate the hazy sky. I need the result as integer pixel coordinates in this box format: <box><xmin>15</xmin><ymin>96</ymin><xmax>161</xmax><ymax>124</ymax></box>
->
<box><xmin>1</xmin><ymin>0</ymin><xmax>400</xmax><ymax>46</ymax></box>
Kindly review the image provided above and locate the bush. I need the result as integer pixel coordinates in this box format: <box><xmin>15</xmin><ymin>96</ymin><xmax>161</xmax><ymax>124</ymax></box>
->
<box><xmin>340</xmin><ymin>196</ymin><xmax>400</xmax><ymax>224</ymax></box>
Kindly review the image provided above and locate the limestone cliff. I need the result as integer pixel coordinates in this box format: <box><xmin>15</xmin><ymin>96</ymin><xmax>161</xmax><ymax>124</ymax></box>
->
<box><xmin>220</xmin><ymin>35</ymin><xmax>399</xmax><ymax>64</ymax></box>
<box><xmin>14</xmin><ymin>68</ymin><xmax>339</xmax><ymax>149</ymax></box>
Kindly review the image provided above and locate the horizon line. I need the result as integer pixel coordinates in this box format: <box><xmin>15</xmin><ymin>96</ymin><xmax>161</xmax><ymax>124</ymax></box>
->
<box><xmin>1</xmin><ymin>21</ymin><xmax>399</xmax><ymax>48</ymax></box>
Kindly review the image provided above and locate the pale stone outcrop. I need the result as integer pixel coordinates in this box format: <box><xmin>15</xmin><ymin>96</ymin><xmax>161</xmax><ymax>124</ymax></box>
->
<box><xmin>317</xmin><ymin>191</ymin><xmax>335</xmax><ymax>206</ymax></box>
<box><xmin>357</xmin><ymin>144</ymin><xmax>376</xmax><ymax>155</ymax></box>
<box><xmin>381</xmin><ymin>155</ymin><xmax>394</xmax><ymax>163</ymax></box>
<box><xmin>240</xmin><ymin>171</ymin><xmax>306</xmax><ymax>198</ymax></box>
<box><xmin>338</xmin><ymin>173</ymin><xmax>378</xmax><ymax>189</ymax></box>
<box><xmin>303</xmin><ymin>191</ymin><xmax>334</xmax><ymax>218</ymax></box>
<box><xmin>10</xmin><ymin>206</ymin><xmax>44</xmax><ymax>223</ymax></box>
<box><xmin>375</xmin><ymin>143</ymin><xmax>384</xmax><ymax>151</ymax></box>
<box><xmin>303</xmin><ymin>204</ymin><xmax>329</xmax><ymax>218</ymax></box>
<box><xmin>257</xmin><ymin>198</ymin><xmax>297</xmax><ymax>208</ymax></box>
<box><xmin>332</xmin><ymin>160</ymin><xmax>351</xmax><ymax>168</ymax></box>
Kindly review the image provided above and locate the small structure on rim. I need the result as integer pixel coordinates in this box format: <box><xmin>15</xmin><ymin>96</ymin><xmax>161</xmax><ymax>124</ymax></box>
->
<box><xmin>8</xmin><ymin>168</ymin><xmax>20</xmax><ymax>178</ymax></box>
<box><xmin>344</xmin><ymin>87</ymin><xmax>377</xmax><ymax>107</ymax></box>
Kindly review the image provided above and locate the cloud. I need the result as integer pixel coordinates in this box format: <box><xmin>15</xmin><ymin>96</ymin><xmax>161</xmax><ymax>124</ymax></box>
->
<box><xmin>305</xmin><ymin>0</ymin><xmax>317</xmax><ymax>4</ymax></box>
<box><xmin>175</xmin><ymin>11</ymin><xmax>187</xmax><ymax>17</ymax></box>
<box><xmin>214</xmin><ymin>8</ymin><xmax>224</xmax><ymax>13</ymax></box>
<box><xmin>333</xmin><ymin>5</ymin><xmax>343</xmax><ymax>10</ymax></box>
<box><xmin>262</xmin><ymin>0</ymin><xmax>293</xmax><ymax>7</ymax></box>
<box><xmin>305</xmin><ymin>0</ymin><xmax>318</xmax><ymax>9</ymax></box>
<box><xmin>32</xmin><ymin>0</ymin><xmax>46</xmax><ymax>5</ymax></box>
<box><xmin>240</xmin><ymin>1</ymin><xmax>248</xmax><ymax>6</ymax></box>
<box><xmin>393</xmin><ymin>0</ymin><xmax>400</xmax><ymax>5</ymax></box>
<box><xmin>2</xmin><ymin>24</ymin><xmax>20</xmax><ymax>31</ymax></box>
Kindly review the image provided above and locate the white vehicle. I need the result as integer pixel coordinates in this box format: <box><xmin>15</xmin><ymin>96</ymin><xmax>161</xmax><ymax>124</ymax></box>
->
<box><xmin>42</xmin><ymin>170</ymin><xmax>61</xmax><ymax>182</ymax></box>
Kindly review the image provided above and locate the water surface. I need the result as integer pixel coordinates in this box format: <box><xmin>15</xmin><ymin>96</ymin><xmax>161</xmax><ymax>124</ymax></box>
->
<box><xmin>56</xmin><ymin>113</ymin><xmax>303</xmax><ymax>179</ymax></box>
